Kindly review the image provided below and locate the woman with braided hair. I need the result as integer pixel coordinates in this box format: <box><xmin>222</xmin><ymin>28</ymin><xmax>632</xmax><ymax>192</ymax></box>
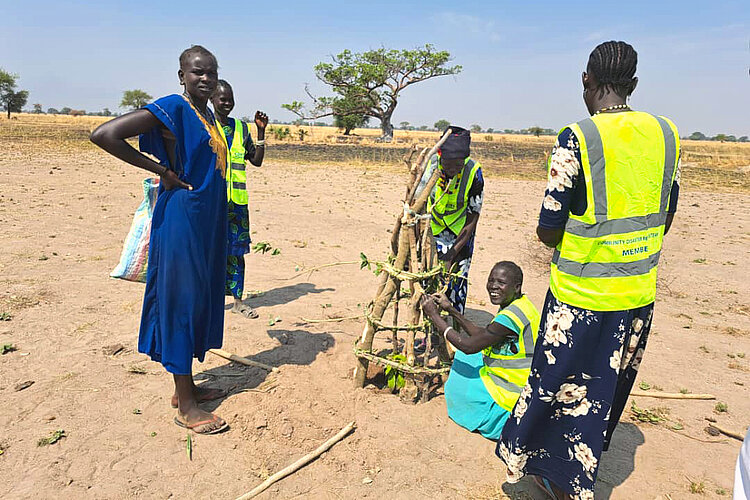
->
<box><xmin>497</xmin><ymin>41</ymin><xmax>681</xmax><ymax>499</ymax></box>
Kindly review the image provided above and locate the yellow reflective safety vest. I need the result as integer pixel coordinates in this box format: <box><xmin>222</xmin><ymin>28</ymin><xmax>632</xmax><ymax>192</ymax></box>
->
<box><xmin>428</xmin><ymin>157</ymin><xmax>481</xmax><ymax>236</ymax></box>
<box><xmin>479</xmin><ymin>294</ymin><xmax>541</xmax><ymax>411</ymax></box>
<box><xmin>217</xmin><ymin>118</ymin><xmax>251</xmax><ymax>205</ymax></box>
<box><xmin>550</xmin><ymin>111</ymin><xmax>680</xmax><ymax>311</ymax></box>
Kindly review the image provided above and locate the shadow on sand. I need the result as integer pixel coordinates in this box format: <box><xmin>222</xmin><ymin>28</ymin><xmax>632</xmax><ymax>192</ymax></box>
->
<box><xmin>196</xmin><ymin>327</ymin><xmax>334</xmax><ymax>412</ymax></box>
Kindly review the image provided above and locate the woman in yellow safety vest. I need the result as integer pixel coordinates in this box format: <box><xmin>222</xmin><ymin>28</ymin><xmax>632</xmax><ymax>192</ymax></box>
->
<box><xmin>427</xmin><ymin>126</ymin><xmax>484</xmax><ymax>315</ymax></box>
<box><xmin>497</xmin><ymin>41</ymin><xmax>681</xmax><ymax>499</ymax></box>
<box><xmin>421</xmin><ymin>262</ymin><xmax>540</xmax><ymax>441</ymax></box>
<box><xmin>211</xmin><ymin>80</ymin><xmax>268</xmax><ymax>319</ymax></box>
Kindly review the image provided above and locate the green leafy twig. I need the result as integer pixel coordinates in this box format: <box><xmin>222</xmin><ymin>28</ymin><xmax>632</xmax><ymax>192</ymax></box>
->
<box><xmin>252</xmin><ymin>241</ymin><xmax>282</xmax><ymax>256</ymax></box>
<box><xmin>384</xmin><ymin>354</ymin><xmax>407</xmax><ymax>391</ymax></box>
<box><xmin>1</xmin><ymin>343</ymin><xmax>16</xmax><ymax>355</ymax></box>
<box><xmin>37</xmin><ymin>429</ymin><xmax>66</xmax><ymax>447</ymax></box>
<box><xmin>267</xmin><ymin>316</ymin><xmax>282</xmax><ymax>326</ymax></box>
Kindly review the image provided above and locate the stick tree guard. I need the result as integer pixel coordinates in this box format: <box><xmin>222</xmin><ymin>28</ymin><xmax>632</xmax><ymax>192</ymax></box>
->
<box><xmin>352</xmin><ymin>130</ymin><xmax>457</xmax><ymax>402</ymax></box>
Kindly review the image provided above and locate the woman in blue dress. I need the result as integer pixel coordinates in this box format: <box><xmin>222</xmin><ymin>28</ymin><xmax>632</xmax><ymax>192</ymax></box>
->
<box><xmin>91</xmin><ymin>46</ymin><xmax>229</xmax><ymax>434</ymax></box>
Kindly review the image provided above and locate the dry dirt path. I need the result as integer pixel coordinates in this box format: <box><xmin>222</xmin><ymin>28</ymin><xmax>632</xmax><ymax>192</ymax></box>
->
<box><xmin>1</xmin><ymin>149</ymin><xmax>748</xmax><ymax>499</ymax></box>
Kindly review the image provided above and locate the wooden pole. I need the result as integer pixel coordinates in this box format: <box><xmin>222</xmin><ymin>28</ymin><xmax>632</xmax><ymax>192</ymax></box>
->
<box><xmin>208</xmin><ymin>349</ymin><xmax>279</xmax><ymax>372</ymax></box>
<box><xmin>235</xmin><ymin>422</ymin><xmax>356</xmax><ymax>499</ymax></box>
<box><xmin>705</xmin><ymin>418</ymin><xmax>746</xmax><ymax>441</ymax></box>
<box><xmin>630</xmin><ymin>391</ymin><xmax>716</xmax><ymax>400</ymax></box>
<box><xmin>390</xmin><ymin>131</ymin><xmax>450</xmax><ymax>254</ymax></box>
<box><xmin>354</xmin><ymin>226</ymin><xmax>411</xmax><ymax>387</ymax></box>
<box><xmin>391</xmin><ymin>283</ymin><xmax>401</xmax><ymax>354</ymax></box>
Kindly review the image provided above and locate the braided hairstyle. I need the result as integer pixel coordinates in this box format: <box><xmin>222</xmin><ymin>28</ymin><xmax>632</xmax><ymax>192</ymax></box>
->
<box><xmin>179</xmin><ymin>45</ymin><xmax>218</xmax><ymax>70</ymax></box>
<box><xmin>587</xmin><ymin>41</ymin><xmax>638</xmax><ymax>98</ymax></box>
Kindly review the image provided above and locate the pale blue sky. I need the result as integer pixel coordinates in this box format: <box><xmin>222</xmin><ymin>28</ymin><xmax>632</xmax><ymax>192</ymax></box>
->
<box><xmin>4</xmin><ymin>0</ymin><xmax>748</xmax><ymax>136</ymax></box>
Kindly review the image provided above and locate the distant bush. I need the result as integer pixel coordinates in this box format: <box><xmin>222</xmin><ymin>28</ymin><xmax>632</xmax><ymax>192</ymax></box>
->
<box><xmin>269</xmin><ymin>126</ymin><xmax>291</xmax><ymax>141</ymax></box>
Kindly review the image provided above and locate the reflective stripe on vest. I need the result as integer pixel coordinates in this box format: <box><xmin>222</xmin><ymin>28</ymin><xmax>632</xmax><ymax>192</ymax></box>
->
<box><xmin>217</xmin><ymin>118</ymin><xmax>250</xmax><ymax>205</ymax></box>
<box><xmin>428</xmin><ymin>158</ymin><xmax>480</xmax><ymax>235</ymax></box>
<box><xmin>478</xmin><ymin>295</ymin><xmax>541</xmax><ymax>411</ymax></box>
<box><xmin>549</xmin><ymin>112</ymin><xmax>679</xmax><ymax>311</ymax></box>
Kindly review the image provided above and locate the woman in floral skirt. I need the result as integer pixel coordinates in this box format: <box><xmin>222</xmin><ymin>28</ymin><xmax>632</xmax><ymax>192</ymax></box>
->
<box><xmin>496</xmin><ymin>41</ymin><xmax>681</xmax><ymax>499</ymax></box>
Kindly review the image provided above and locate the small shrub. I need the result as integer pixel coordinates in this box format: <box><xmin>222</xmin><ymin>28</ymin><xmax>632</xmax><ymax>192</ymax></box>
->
<box><xmin>689</xmin><ymin>480</ymin><xmax>705</xmax><ymax>494</ymax></box>
<box><xmin>714</xmin><ymin>402</ymin><xmax>728</xmax><ymax>413</ymax></box>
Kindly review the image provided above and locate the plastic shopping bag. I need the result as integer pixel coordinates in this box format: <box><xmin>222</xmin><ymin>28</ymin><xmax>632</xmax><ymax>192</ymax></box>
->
<box><xmin>110</xmin><ymin>178</ymin><xmax>159</xmax><ymax>282</ymax></box>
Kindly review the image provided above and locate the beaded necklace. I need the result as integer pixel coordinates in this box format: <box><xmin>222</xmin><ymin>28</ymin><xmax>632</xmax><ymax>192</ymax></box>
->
<box><xmin>181</xmin><ymin>94</ymin><xmax>227</xmax><ymax>178</ymax></box>
<box><xmin>594</xmin><ymin>104</ymin><xmax>631</xmax><ymax>115</ymax></box>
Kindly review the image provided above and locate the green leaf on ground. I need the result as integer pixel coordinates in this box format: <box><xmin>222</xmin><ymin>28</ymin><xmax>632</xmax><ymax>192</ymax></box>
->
<box><xmin>37</xmin><ymin>429</ymin><xmax>66</xmax><ymax>447</ymax></box>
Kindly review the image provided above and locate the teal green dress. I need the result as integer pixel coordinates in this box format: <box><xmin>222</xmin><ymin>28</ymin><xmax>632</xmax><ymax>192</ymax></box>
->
<box><xmin>444</xmin><ymin>313</ymin><xmax>519</xmax><ymax>440</ymax></box>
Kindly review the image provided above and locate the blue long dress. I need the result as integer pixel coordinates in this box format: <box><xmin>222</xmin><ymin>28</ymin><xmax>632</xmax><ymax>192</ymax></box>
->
<box><xmin>137</xmin><ymin>94</ymin><xmax>228</xmax><ymax>375</ymax></box>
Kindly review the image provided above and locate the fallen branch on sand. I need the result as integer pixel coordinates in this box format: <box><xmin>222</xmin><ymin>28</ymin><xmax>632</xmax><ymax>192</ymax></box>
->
<box><xmin>208</xmin><ymin>349</ymin><xmax>279</xmax><ymax>372</ymax></box>
<box><xmin>282</xmin><ymin>261</ymin><xmax>360</xmax><ymax>280</ymax></box>
<box><xmin>299</xmin><ymin>315</ymin><xmax>361</xmax><ymax>324</ymax></box>
<box><xmin>704</xmin><ymin>418</ymin><xmax>746</xmax><ymax>441</ymax></box>
<box><xmin>235</xmin><ymin>421</ymin><xmax>356</xmax><ymax>499</ymax></box>
<box><xmin>630</xmin><ymin>390</ymin><xmax>715</xmax><ymax>400</ymax></box>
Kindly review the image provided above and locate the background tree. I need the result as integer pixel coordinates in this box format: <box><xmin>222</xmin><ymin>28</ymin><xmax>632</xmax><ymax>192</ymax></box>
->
<box><xmin>102</xmin><ymin>107</ymin><xmax>112</xmax><ymax>117</ymax></box>
<box><xmin>470</xmin><ymin>124</ymin><xmax>482</xmax><ymax>133</ymax></box>
<box><xmin>528</xmin><ymin>126</ymin><xmax>544</xmax><ymax>137</ymax></box>
<box><xmin>688</xmin><ymin>131</ymin><xmax>707</xmax><ymax>141</ymax></box>
<box><xmin>32</xmin><ymin>103</ymin><xmax>43</xmax><ymax>114</ymax></box>
<box><xmin>334</xmin><ymin>115</ymin><xmax>368</xmax><ymax>135</ymax></box>
<box><xmin>120</xmin><ymin>89</ymin><xmax>152</xmax><ymax>110</ymax></box>
<box><xmin>283</xmin><ymin>45</ymin><xmax>461</xmax><ymax>141</ymax></box>
<box><xmin>0</xmin><ymin>69</ymin><xmax>29</xmax><ymax>119</ymax></box>
<box><xmin>434</xmin><ymin>119</ymin><xmax>450</xmax><ymax>132</ymax></box>
<box><xmin>59</xmin><ymin>107</ymin><xmax>72</xmax><ymax>115</ymax></box>
<box><xmin>739</xmin><ymin>136</ymin><xmax>749</xmax><ymax>143</ymax></box>
<box><xmin>713</xmin><ymin>134</ymin><xmax>727</xmax><ymax>142</ymax></box>
<box><xmin>399</xmin><ymin>121</ymin><xmax>410</xmax><ymax>130</ymax></box>
<box><xmin>47</xmin><ymin>107</ymin><xmax>59</xmax><ymax>115</ymax></box>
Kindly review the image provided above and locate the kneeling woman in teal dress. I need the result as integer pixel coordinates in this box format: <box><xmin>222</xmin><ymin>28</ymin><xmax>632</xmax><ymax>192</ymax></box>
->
<box><xmin>421</xmin><ymin>261</ymin><xmax>540</xmax><ymax>440</ymax></box>
<box><xmin>91</xmin><ymin>45</ymin><xmax>229</xmax><ymax>434</ymax></box>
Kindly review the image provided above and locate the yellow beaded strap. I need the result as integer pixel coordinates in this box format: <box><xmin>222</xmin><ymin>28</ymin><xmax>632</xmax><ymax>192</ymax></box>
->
<box><xmin>181</xmin><ymin>95</ymin><xmax>228</xmax><ymax>179</ymax></box>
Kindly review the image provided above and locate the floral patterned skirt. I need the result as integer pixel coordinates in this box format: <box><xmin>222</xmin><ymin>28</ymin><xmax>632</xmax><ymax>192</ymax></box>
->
<box><xmin>225</xmin><ymin>201</ymin><xmax>251</xmax><ymax>299</ymax></box>
<box><xmin>434</xmin><ymin>230</ymin><xmax>474</xmax><ymax>314</ymax></box>
<box><xmin>497</xmin><ymin>289</ymin><xmax>653</xmax><ymax>499</ymax></box>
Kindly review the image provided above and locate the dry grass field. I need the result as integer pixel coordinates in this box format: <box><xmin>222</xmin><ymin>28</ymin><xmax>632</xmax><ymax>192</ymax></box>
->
<box><xmin>4</xmin><ymin>113</ymin><xmax>749</xmax><ymax>190</ymax></box>
<box><xmin>1</xmin><ymin>113</ymin><xmax>749</xmax><ymax>499</ymax></box>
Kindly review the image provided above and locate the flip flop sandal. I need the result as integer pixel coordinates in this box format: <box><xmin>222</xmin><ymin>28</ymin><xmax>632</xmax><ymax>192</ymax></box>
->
<box><xmin>233</xmin><ymin>305</ymin><xmax>259</xmax><ymax>319</ymax></box>
<box><xmin>173</xmin><ymin>414</ymin><xmax>229</xmax><ymax>435</ymax></box>
<box><xmin>170</xmin><ymin>387</ymin><xmax>227</xmax><ymax>408</ymax></box>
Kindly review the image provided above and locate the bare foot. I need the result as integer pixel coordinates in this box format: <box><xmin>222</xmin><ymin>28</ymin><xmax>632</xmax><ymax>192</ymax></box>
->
<box><xmin>231</xmin><ymin>300</ymin><xmax>258</xmax><ymax>319</ymax></box>
<box><xmin>174</xmin><ymin>407</ymin><xmax>228</xmax><ymax>434</ymax></box>
<box><xmin>171</xmin><ymin>384</ymin><xmax>227</xmax><ymax>408</ymax></box>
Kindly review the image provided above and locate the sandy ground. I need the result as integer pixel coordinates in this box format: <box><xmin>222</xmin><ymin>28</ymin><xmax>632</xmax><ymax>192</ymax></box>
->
<box><xmin>1</xmin><ymin>147</ymin><xmax>749</xmax><ymax>500</ymax></box>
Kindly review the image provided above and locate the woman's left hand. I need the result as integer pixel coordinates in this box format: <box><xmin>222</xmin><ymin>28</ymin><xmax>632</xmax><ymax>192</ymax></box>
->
<box><xmin>254</xmin><ymin>111</ymin><xmax>268</xmax><ymax>130</ymax></box>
